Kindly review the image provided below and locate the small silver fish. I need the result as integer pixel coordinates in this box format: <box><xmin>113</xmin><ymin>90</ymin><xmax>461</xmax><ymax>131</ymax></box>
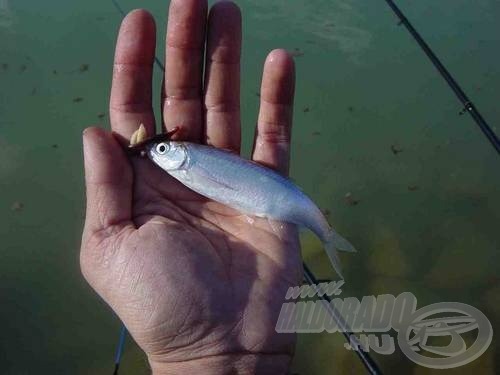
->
<box><xmin>147</xmin><ymin>141</ymin><xmax>356</xmax><ymax>277</ymax></box>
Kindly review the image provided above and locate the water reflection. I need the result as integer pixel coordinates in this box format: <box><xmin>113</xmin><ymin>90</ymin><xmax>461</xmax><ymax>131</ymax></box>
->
<box><xmin>0</xmin><ymin>137</ymin><xmax>22</xmax><ymax>177</ymax></box>
<box><xmin>0</xmin><ymin>0</ymin><xmax>14</xmax><ymax>29</ymax></box>
<box><xmin>244</xmin><ymin>0</ymin><xmax>372</xmax><ymax>63</ymax></box>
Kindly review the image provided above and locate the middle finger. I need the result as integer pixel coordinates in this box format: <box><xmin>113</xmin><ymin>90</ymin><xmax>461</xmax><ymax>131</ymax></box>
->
<box><xmin>163</xmin><ymin>0</ymin><xmax>207</xmax><ymax>141</ymax></box>
<box><xmin>203</xmin><ymin>1</ymin><xmax>242</xmax><ymax>152</ymax></box>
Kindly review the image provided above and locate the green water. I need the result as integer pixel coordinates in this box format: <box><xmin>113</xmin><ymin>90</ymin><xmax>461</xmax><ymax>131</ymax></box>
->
<box><xmin>1</xmin><ymin>0</ymin><xmax>499</xmax><ymax>373</ymax></box>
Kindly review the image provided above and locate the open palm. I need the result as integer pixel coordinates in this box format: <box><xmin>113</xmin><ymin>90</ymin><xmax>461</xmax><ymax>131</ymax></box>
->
<box><xmin>80</xmin><ymin>1</ymin><xmax>302</xmax><ymax>373</ymax></box>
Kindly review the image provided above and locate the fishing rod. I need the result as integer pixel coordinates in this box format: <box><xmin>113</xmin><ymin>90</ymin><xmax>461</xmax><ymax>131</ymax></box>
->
<box><xmin>383</xmin><ymin>0</ymin><xmax>500</xmax><ymax>155</ymax></box>
<box><xmin>112</xmin><ymin>324</ymin><xmax>127</xmax><ymax>375</ymax></box>
<box><xmin>110</xmin><ymin>1</ymin><xmax>382</xmax><ymax>374</ymax></box>
<box><xmin>303</xmin><ymin>264</ymin><xmax>382</xmax><ymax>375</ymax></box>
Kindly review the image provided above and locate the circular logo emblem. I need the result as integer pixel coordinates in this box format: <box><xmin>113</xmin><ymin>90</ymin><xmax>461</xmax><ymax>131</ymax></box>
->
<box><xmin>397</xmin><ymin>302</ymin><xmax>492</xmax><ymax>369</ymax></box>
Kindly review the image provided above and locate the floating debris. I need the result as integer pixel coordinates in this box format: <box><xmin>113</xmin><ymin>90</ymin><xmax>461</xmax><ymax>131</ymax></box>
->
<box><xmin>344</xmin><ymin>192</ymin><xmax>359</xmax><ymax>206</ymax></box>
<box><xmin>290</xmin><ymin>48</ymin><xmax>304</xmax><ymax>57</ymax></box>
<box><xmin>96</xmin><ymin>16</ymin><xmax>106</xmax><ymax>21</ymax></box>
<box><xmin>303</xmin><ymin>107</ymin><xmax>310</xmax><ymax>113</ymax></box>
<box><xmin>312</xmin><ymin>131</ymin><xmax>321</xmax><ymax>136</ymax></box>
<box><xmin>19</xmin><ymin>64</ymin><xmax>27</xmax><ymax>73</ymax></box>
<box><xmin>408</xmin><ymin>185</ymin><xmax>419</xmax><ymax>191</ymax></box>
<box><xmin>73</xmin><ymin>97</ymin><xmax>83</xmax><ymax>103</ymax></box>
<box><xmin>390</xmin><ymin>144</ymin><xmax>403</xmax><ymax>155</ymax></box>
<box><xmin>348</xmin><ymin>106</ymin><xmax>354</xmax><ymax>113</ymax></box>
<box><xmin>10</xmin><ymin>201</ymin><xmax>24</xmax><ymax>212</ymax></box>
<box><xmin>322</xmin><ymin>208</ymin><xmax>331</xmax><ymax>217</ymax></box>
<box><xmin>97</xmin><ymin>112</ymin><xmax>105</xmax><ymax>120</ymax></box>
<box><xmin>255</xmin><ymin>92</ymin><xmax>260</xmax><ymax>97</ymax></box>
<box><xmin>1</xmin><ymin>63</ymin><xmax>8</xmax><ymax>71</ymax></box>
<box><xmin>30</xmin><ymin>87</ymin><xmax>37</xmax><ymax>96</ymax></box>
<box><xmin>79</xmin><ymin>64</ymin><xmax>89</xmax><ymax>73</ymax></box>
<box><xmin>52</xmin><ymin>69</ymin><xmax>58</xmax><ymax>75</ymax></box>
<box><xmin>51</xmin><ymin>144</ymin><xmax>58</xmax><ymax>149</ymax></box>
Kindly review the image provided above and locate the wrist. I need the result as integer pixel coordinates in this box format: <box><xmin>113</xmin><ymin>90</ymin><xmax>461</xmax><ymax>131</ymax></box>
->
<box><xmin>149</xmin><ymin>353</ymin><xmax>293</xmax><ymax>375</ymax></box>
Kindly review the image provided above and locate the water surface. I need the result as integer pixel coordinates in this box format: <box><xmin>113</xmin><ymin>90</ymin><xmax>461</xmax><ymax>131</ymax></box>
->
<box><xmin>1</xmin><ymin>0</ymin><xmax>499</xmax><ymax>373</ymax></box>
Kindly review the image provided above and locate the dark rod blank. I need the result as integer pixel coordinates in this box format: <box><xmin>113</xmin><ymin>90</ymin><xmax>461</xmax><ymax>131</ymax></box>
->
<box><xmin>384</xmin><ymin>0</ymin><xmax>500</xmax><ymax>154</ymax></box>
<box><xmin>303</xmin><ymin>263</ymin><xmax>382</xmax><ymax>375</ymax></box>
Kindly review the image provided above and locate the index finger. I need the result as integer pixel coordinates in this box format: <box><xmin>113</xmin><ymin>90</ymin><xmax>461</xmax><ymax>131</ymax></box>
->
<box><xmin>110</xmin><ymin>10</ymin><xmax>157</xmax><ymax>140</ymax></box>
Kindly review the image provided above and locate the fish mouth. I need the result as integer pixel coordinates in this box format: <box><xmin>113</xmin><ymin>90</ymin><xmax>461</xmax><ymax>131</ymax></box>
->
<box><xmin>126</xmin><ymin>127</ymin><xmax>179</xmax><ymax>157</ymax></box>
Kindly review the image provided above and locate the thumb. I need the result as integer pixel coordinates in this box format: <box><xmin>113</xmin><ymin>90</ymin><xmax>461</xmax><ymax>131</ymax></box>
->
<box><xmin>82</xmin><ymin>127</ymin><xmax>133</xmax><ymax>240</ymax></box>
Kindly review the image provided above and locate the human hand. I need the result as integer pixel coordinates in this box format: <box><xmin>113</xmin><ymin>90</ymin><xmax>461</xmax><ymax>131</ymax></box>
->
<box><xmin>80</xmin><ymin>1</ymin><xmax>301</xmax><ymax>374</ymax></box>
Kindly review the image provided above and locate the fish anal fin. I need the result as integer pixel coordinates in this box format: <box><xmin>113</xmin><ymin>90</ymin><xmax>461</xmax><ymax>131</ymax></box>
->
<box><xmin>267</xmin><ymin>218</ymin><xmax>287</xmax><ymax>240</ymax></box>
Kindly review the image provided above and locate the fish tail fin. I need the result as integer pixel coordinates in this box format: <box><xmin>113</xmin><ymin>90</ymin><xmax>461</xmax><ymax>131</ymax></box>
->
<box><xmin>329</xmin><ymin>230</ymin><xmax>357</xmax><ymax>253</ymax></box>
<box><xmin>324</xmin><ymin>231</ymin><xmax>356</xmax><ymax>279</ymax></box>
<box><xmin>324</xmin><ymin>241</ymin><xmax>344</xmax><ymax>280</ymax></box>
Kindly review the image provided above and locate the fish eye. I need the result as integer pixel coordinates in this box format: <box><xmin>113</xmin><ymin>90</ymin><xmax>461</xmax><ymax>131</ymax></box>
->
<box><xmin>156</xmin><ymin>143</ymin><xmax>168</xmax><ymax>154</ymax></box>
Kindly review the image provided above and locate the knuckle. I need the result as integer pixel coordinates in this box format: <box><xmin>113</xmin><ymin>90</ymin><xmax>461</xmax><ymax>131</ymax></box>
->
<box><xmin>204</xmin><ymin>100</ymin><xmax>240</xmax><ymax>114</ymax></box>
<box><xmin>165</xmin><ymin>87</ymin><xmax>201</xmax><ymax>101</ymax></box>
<box><xmin>257</xmin><ymin>121</ymin><xmax>291</xmax><ymax>145</ymax></box>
